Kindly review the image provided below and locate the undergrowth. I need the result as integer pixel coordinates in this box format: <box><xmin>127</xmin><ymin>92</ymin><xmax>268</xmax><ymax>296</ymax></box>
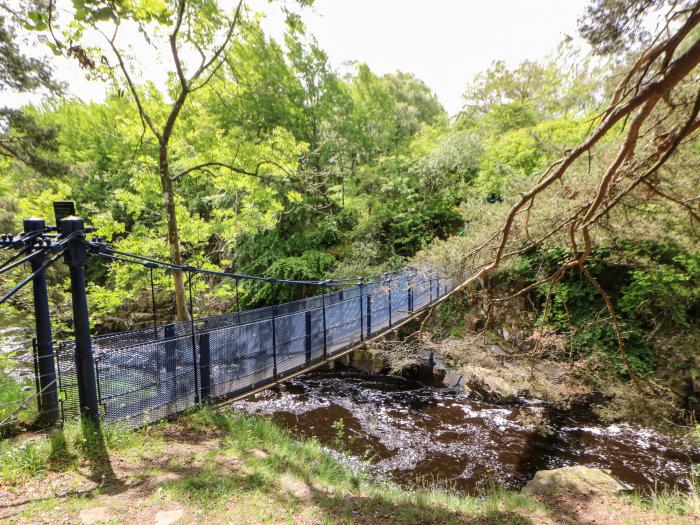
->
<box><xmin>625</xmin><ymin>478</ymin><xmax>700</xmax><ymax>518</ymax></box>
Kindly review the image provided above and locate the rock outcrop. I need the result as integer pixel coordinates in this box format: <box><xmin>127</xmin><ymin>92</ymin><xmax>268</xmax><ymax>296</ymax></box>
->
<box><xmin>521</xmin><ymin>466</ymin><xmax>631</xmax><ymax>497</ymax></box>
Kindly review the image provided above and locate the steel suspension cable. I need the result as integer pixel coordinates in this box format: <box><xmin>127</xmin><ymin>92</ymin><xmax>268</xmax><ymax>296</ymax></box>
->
<box><xmin>0</xmin><ymin>247</ymin><xmax>37</xmax><ymax>275</ymax></box>
<box><xmin>0</xmin><ymin>248</ymin><xmax>67</xmax><ymax>306</ymax></box>
<box><xmin>89</xmin><ymin>241</ymin><xmax>365</xmax><ymax>287</ymax></box>
<box><xmin>87</xmin><ymin>241</ymin><xmax>461</xmax><ymax>303</ymax></box>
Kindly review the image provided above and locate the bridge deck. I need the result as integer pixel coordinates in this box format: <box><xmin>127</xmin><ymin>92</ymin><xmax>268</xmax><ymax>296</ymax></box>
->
<box><xmin>55</xmin><ymin>271</ymin><xmax>454</xmax><ymax>428</ymax></box>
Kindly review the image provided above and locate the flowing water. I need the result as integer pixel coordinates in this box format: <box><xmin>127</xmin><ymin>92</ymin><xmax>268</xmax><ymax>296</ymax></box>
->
<box><xmin>233</xmin><ymin>367</ymin><xmax>700</xmax><ymax>493</ymax></box>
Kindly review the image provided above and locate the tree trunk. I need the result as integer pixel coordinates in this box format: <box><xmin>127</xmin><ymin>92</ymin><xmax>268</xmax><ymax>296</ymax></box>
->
<box><xmin>159</xmin><ymin>143</ymin><xmax>190</xmax><ymax>321</ymax></box>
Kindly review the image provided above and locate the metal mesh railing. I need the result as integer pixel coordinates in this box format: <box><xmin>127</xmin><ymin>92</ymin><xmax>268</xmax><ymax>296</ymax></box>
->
<box><xmin>1</xmin><ymin>216</ymin><xmax>458</xmax><ymax>433</ymax></box>
<box><xmin>0</xmin><ymin>335</ymin><xmax>66</xmax><ymax>434</ymax></box>
<box><xmin>58</xmin><ymin>269</ymin><xmax>454</xmax><ymax>428</ymax></box>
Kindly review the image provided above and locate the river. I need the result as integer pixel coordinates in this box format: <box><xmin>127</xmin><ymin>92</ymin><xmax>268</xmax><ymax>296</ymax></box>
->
<box><xmin>233</xmin><ymin>367</ymin><xmax>699</xmax><ymax>493</ymax></box>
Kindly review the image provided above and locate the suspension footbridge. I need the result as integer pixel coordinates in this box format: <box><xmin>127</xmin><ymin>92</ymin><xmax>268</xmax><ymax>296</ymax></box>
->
<box><xmin>0</xmin><ymin>203</ymin><xmax>455</xmax><ymax>432</ymax></box>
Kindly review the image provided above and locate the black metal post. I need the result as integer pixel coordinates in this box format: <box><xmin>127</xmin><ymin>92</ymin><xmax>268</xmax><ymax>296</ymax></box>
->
<box><xmin>408</xmin><ymin>279</ymin><xmax>413</xmax><ymax>313</ymax></box>
<box><xmin>31</xmin><ymin>338</ymin><xmax>40</xmax><ymax>411</ymax></box>
<box><xmin>164</xmin><ymin>324</ymin><xmax>177</xmax><ymax>400</ymax></box>
<box><xmin>24</xmin><ymin>218</ymin><xmax>59</xmax><ymax>425</ymax></box>
<box><xmin>235</xmin><ymin>277</ymin><xmax>241</xmax><ymax>324</ymax></box>
<box><xmin>321</xmin><ymin>284</ymin><xmax>328</xmax><ymax>359</ymax></box>
<box><xmin>359</xmin><ymin>280</ymin><xmax>364</xmax><ymax>341</ymax></box>
<box><xmin>366</xmin><ymin>293</ymin><xmax>372</xmax><ymax>338</ymax></box>
<box><xmin>61</xmin><ymin>216</ymin><xmax>100</xmax><ymax>425</ymax></box>
<box><xmin>187</xmin><ymin>271</ymin><xmax>200</xmax><ymax>404</ymax></box>
<box><xmin>271</xmin><ymin>281</ymin><xmax>278</xmax><ymax>378</ymax></box>
<box><xmin>149</xmin><ymin>265</ymin><xmax>157</xmax><ymax>335</ymax></box>
<box><xmin>429</xmin><ymin>274</ymin><xmax>433</xmax><ymax>303</ymax></box>
<box><xmin>387</xmin><ymin>276</ymin><xmax>392</xmax><ymax>326</ymax></box>
<box><xmin>304</xmin><ymin>310</ymin><xmax>312</xmax><ymax>364</ymax></box>
<box><xmin>198</xmin><ymin>332</ymin><xmax>211</xmax><ymax>402</ymax></box>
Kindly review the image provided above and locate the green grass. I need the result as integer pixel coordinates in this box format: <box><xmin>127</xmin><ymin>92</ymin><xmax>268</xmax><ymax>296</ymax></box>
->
<box><xmin>156</xmin><ymin>406</ymin><xmax>548</xmax><ymax>523</ymax></box>
<box><xmin>14</xmin><ymin>405</ymin><xmax>700</xmax><ymax>524</ymax></box>
<box><xmin>0</xmin><ymin>417</ymin><xmax>164</xmax><ymax>483</ymax></box>
<box><xmin>4</xmin><ymin>405</ymin><xmax>700</xmax><ymax>524</ymax></box>
<box><xmin>0</xmin><ymin>368</ymin><xmax>38</xmax><ymax>429</ymax></box>
<box><xmin>624</xmin><ymin>478</ymin><xmax>700</xmax><ymax>517</ymax></box>
<box><xmin>0</xmin><ymin>404</ymin><xmax>544</xmax><ymax>522</ymax></box>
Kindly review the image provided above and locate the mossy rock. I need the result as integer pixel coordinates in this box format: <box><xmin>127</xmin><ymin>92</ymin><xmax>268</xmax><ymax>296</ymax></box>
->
<box><xmin>521</xmin><ymin>466</ymin><xmax>631</xmax><ymax>497</ymax></box>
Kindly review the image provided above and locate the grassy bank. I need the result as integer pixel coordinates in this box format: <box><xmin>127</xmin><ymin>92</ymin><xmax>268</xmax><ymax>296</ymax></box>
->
<box><xmin>0</xmin><ymin>407</ymin><xmax>698</xmax><ymax>524</ymax></box>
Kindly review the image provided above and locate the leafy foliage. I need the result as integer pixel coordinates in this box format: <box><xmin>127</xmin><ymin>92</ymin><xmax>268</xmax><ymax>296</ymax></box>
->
<box><xmin>0</xmin><ymin>1</ymin><xmax>697</xmax><ymax>401</ymax></box>
<box><xmin>512</xmin><ymin>240</ymin><xmax>699</xmax><ymax>376</ymax></box>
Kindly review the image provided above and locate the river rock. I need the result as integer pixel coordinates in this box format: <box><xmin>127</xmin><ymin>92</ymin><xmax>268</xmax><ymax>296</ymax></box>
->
<box><xmin>443</xmin><ymin>372</ymin><xmax>463</xmax><ymax>388</ymax></box>
<box><xmin>534</xmin><ymin>362</ymin><xmax>569</xmax><ymax>383</ymax></box>
<box><xmin>432</xmin><ymin>352</ymin><xmax>447</xmax><ymax>375</ymax></box>
<box><xmin>463</xmin><ymin>368</ymin><xmax>519</xmax><ymax>402</ymax></box>
<box><xmin>489</xmin><ymin>344</ymin><xmax>509</xmax><ymax>361</ymax></box>
<box><xmin>521</xmin><ymin>466</ymin><xmax>631</xmax><ymax>497</ymax></box>
<box><xmin>348</xmin><ymin>348</ymin><xmax>384</xmax><ymax>374</ymax></box>
<box><xmin>418</xmin><ymin>349</ymin><xmax>433</xmax><ymax>366</ymax></box>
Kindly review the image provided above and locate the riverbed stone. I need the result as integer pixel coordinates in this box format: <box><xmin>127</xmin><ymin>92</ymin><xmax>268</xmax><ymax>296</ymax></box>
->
<box><xmin>521</xmin><ymin>466</ymin><xmax>631</xmax><ymax>497</ymax></box>
<box><xmin>433</xmin><ymin>353</ymin><xmax>447</xmax><ymax>376</ymax></box>
<box><xmin>348</xmin><ymin>348</ymin><xmax>384</xmax><ymax>374</ymax></box>
<box><xmin>443</xmin><ymin>372</ymin><xmax>463</xmax><ymax>388</ymax></box>
<box><xmin>533</xmin><ymin>361</ymin><xmax>570</xmax><ymax>384</ymax></box>
<box><xmin>418</xmin><ymin>349</ymin><xmax>433</xmax><ymax>365</ymax></box>
<box><xmin>462</xmin><ymin>368</ymin><xmax>519</xmax><ymax>402</ymax></box>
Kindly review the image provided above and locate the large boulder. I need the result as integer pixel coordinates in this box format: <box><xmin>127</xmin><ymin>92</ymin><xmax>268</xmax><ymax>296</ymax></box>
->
<box><xmin>521</xmin><ymin>466</ymin><xmax>631</xmax><ymax>497</ymax></box>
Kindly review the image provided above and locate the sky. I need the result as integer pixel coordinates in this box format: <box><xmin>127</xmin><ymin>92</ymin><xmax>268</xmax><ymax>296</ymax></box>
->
<box><xmin>6</xmin><ymin>0</ymin><xmax>591</xmax><ymax>116</ymax></box>
<box><xmin>287</xmin><ymin>0</ymin><xmax>591</xmax><ymax>115</ymax></box>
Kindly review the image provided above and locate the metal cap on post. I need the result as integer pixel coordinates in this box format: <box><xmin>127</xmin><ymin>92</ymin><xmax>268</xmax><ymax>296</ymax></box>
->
<box><xmin>23</xmin><ymin>218</ymin><xmax>59</xmax><ymax>425</ymax></box>
<box><xmin>61</xmin><ymin>216</ymin><xmax>100</xmax><ymax>425</ymax></box>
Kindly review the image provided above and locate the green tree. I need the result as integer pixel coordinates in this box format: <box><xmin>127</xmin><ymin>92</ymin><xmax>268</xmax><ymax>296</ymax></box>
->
<box><xmin>44</xmin><ymin>0</ymin><xmax>254</xmax><ymax>320</ymax></box>
<box><xmin>0</xmin><ymin>1</ymin><xmax>64</xmax><ymax>176</ymax></box>
<box><xmin>383</xmin><ymin>71</ymin><xmax>446</xmax><ymax>143</ymax></box>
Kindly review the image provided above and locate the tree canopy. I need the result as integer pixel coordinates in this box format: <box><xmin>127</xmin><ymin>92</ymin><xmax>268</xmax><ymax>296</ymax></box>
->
<box><xmin>0</xmin><ymin>0</ymin><xmax>698</xmax><ymax>396</ymax></box>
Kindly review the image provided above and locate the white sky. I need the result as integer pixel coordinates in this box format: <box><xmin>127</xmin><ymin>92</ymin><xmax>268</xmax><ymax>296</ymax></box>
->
<box><xmin>292</xmin><ymin>0</ymin><xmax>590</xmax><ymax>115</ymax></box>
<box><xmin>5</xmin><ymin>0</ymin><xmax>591</xmax><ymax>116</ymax></box>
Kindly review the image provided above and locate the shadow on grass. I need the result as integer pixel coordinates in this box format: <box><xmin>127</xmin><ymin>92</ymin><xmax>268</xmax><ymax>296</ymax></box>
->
<box><xmin>161</xmin><ymin>468</ymin><xmax>269</xmax><ymax>503</ymax></box>
<box><xmin>76</xmin><ymin>420</ymin><xmax>124</xmax><ymax>493</ymax></box>
<box><xmin>1</xmin><ymin>409</ymin><xmax>550</xmax><ymax>524</ymax></box>
<box><xmin>308</xmin><ymin>489</ymin><xmax>538</xmax><ymax>525</ymax></box>
<box><xmin>159</xmin><ymin>463</ymin><xmax>540</xmax><ymax>525</ymax></box>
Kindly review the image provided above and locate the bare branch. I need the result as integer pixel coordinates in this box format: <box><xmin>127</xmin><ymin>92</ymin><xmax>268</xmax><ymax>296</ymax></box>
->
<box><xmin>171</xmin><ymin>160</ymin><xmax>291</xmax><ymax>184</ymax></box>
<box><xmin>100</xmin><ymin>27</ymin><xmax>162</xmax><ymax>140</ymax></box>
